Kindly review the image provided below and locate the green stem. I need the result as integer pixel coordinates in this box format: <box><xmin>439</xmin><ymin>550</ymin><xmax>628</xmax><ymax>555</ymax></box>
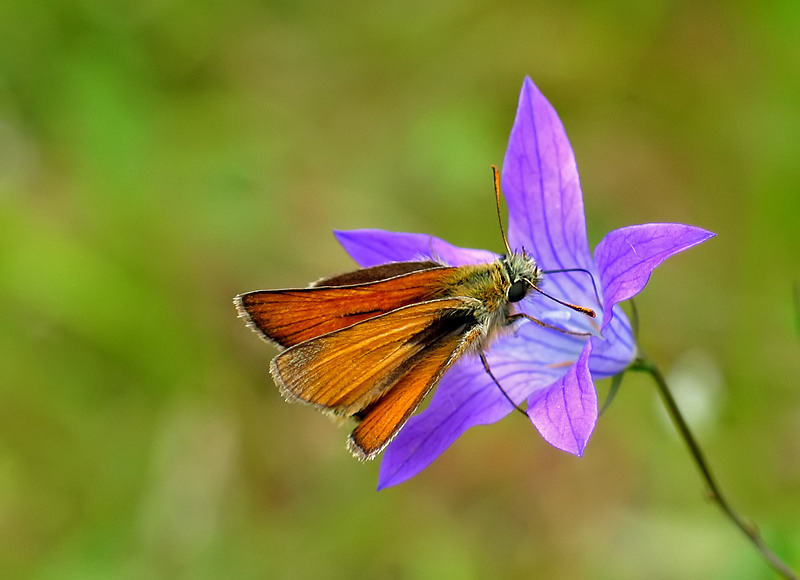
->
<box><xmin>629</xmin><ymin>353</ymin><xmax>797</xmax><ymax>580</ymax></box>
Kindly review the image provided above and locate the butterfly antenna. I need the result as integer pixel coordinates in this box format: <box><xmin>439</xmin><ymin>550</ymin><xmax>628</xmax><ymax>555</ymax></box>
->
<box><xmin>527</xmin><ymin>280</ymin><xmax>596</xmax><ymax>318</ymax></box>
<box><xmin>491</xmin><ymin>165</ymin><xmax>513</xmax><ymax>256</ymax></box>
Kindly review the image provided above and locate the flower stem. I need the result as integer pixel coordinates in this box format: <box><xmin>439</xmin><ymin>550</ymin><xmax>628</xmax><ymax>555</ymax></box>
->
<box><xmin>630</xmin><ymin>353</ymin><xmax>797</xmax><ymax>580</ymax></box>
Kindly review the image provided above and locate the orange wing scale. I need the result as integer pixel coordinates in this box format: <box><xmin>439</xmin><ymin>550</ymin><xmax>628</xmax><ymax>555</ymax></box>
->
<box><xmin>235</xmin><ymin>266</ymin><xmax>456</xmax><ymax>348</ymax></box>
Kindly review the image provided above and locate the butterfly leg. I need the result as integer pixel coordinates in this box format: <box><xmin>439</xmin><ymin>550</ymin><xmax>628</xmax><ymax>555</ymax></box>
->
<box><xmin>507</xmin><ymin>313</ymin><xmax>593</xmax><ymax>337</ymax></box>
<box><xmin>479</xmin><ymin>352</ymin><xmax>528</xmax><ymax>417</ymax></box>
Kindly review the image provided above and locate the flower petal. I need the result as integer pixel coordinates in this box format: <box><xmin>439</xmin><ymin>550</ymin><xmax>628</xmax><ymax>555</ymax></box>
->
<box><xmin>594</xmin><ymin>224</ymin><xmax>715</xmax><ymax>329</ymax></box>
<box><xmin>526</xmin><ymin>341</ymin><xmax>596</xmax><ymax>456</ymax></box>
<box><xmin>334</xmin><ymin>229</ymin><xmax>497</xmax><ymax>268</ymax></box>
<box><xmin>502</xmin><ymin>77</ymin><xmax>593</xmax><ymax>277</ymax></box>
<box><xmin>588</xmin><ymin>305</ymin><xmax>636</xmax><ymax>377</ymax></box>
<box><xmin>378</xmin><ymin>325</ymin><xmax>587</xmax><ymax>489</ymax></box>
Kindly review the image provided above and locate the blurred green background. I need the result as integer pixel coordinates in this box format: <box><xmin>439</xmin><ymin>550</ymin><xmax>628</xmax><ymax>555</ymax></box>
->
<box><xmin>1</xmin><ymin>1</ymin><xmax>798</xmax><ymax>578</ymax></box>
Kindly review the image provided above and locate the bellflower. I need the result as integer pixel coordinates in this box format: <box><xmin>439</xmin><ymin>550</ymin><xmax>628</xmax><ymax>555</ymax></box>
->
<box><xmin>335</xmin><ymin>77</ymin><xmax>714</xmax><ymax>489</ymax></box>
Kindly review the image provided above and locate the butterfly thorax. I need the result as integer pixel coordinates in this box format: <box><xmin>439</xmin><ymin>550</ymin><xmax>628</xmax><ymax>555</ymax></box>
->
<box><xmin>438</xmin><ymin>252</ymin><xmax>542</xmax><ymax>335</ymax></box>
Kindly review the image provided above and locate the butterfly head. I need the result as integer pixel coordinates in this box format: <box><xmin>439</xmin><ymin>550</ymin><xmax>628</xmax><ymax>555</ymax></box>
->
<box><xmin>502</xmin><ymin>251</ymin><xmax>543</xmax><ymax>303</ymax></box>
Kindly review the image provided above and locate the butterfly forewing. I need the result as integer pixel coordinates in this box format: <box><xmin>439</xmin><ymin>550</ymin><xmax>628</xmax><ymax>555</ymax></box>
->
<box><xmin>235</xmin><ymin>263</ymin><xmax>455</xmax><ymax>348</ymax></box>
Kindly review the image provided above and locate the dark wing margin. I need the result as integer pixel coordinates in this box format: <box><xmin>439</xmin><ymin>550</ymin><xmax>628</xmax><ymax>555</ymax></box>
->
<box><xmin>312</xmin><ymin>261</ymin><xmax>443</xmax><ymax>287</ymax></box>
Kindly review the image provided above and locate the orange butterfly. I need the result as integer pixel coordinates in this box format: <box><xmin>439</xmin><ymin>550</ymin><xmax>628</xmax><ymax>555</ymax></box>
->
<box><xmin>235</xmin><ymin>168</ymin><xmax>594</xmax><ymax>459</ymax></box>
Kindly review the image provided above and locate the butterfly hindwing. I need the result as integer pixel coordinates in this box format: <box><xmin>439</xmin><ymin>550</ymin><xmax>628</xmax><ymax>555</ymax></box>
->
<box><xmin>347</xmin><ymin>324</ymin><xmax>483</xmax><ymax>460</ymax></box>
<box><xmin>269</xmin><ymin>297</ymin><xmax>483</xmax><ymax>458</ymax></box>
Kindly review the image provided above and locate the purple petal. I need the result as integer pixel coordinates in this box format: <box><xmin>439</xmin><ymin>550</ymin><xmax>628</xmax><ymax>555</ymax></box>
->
<box><xmin>594</xmin><ymin>224</ymin><xmax>715</xmax><ymax>329</ymax></box>
<box><xmin>526</xmin><ymin>341</ymin><xmax>596</xmax><ymax>456</ymax></box>
<box><xmin>587</xmin><ymin>304</ymin><xmax>636</xmax><ymax>377</ymax></box>
<box><xmin>379</xmin><ymin>325</ymin><xmax>586</xmax><ymax>489</ymax></box>
<box><xmin>334</xmin><ymin>229</ymin><xmax>497</xmax><ymax>268</ymax></box>
<box><xmin>502</xmin><ymin>77</ymin><xmax>593</xmax><ymax>276</ymax></box>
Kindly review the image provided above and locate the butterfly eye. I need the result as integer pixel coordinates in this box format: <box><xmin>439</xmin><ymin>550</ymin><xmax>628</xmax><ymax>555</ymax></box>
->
<box><xmin>507</xmin><ymin>280</ymin><xmax>528</xmax><ymax>303</ymax></box>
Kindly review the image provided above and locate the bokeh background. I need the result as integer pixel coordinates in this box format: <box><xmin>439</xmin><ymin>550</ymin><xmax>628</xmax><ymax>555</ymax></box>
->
<box><xmin>2</xmin><ymin>1</ymin><xmax>799</xmax><ymax>578</ymax></box>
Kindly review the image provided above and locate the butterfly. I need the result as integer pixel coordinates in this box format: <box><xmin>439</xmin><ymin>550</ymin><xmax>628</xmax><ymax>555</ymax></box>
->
<box><xmin>235</xmin><ymin>168</ymin><xmax>595</xmax><ymax>460</ymax></box>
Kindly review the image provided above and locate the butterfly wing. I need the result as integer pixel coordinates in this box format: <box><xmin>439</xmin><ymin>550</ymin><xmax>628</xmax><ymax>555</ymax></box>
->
<box><xmin>312</xmin><ymin>260</ymin><xmax>442</xmax><ymax>287</ymax></box>
<box><xmin>271</xmin><ymin>296</ymin><xmax>483</xmax><ymax>459</ymax></box>
<box><xmin>235</xmin><ymin>263</ymin><xmax>455</xmax><ymax>348</ymax></box>
<box><xmin>347</xmin><ymin>323</ymin><xmax>482</xmax><ymax>460</ymax></box>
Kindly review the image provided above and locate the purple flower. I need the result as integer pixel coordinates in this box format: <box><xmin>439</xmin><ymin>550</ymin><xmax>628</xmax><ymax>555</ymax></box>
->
<box><xmin>335</xmin><ymin>77</ymin><xmax>714</xmax><ymax>489</ymax></box>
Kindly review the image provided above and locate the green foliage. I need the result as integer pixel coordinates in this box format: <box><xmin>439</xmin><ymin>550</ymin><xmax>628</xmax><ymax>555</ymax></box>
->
<box><xmin>1</xmin><ymin>1</ymin><xmax>798</xmax><ymax>578</ymax></box>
